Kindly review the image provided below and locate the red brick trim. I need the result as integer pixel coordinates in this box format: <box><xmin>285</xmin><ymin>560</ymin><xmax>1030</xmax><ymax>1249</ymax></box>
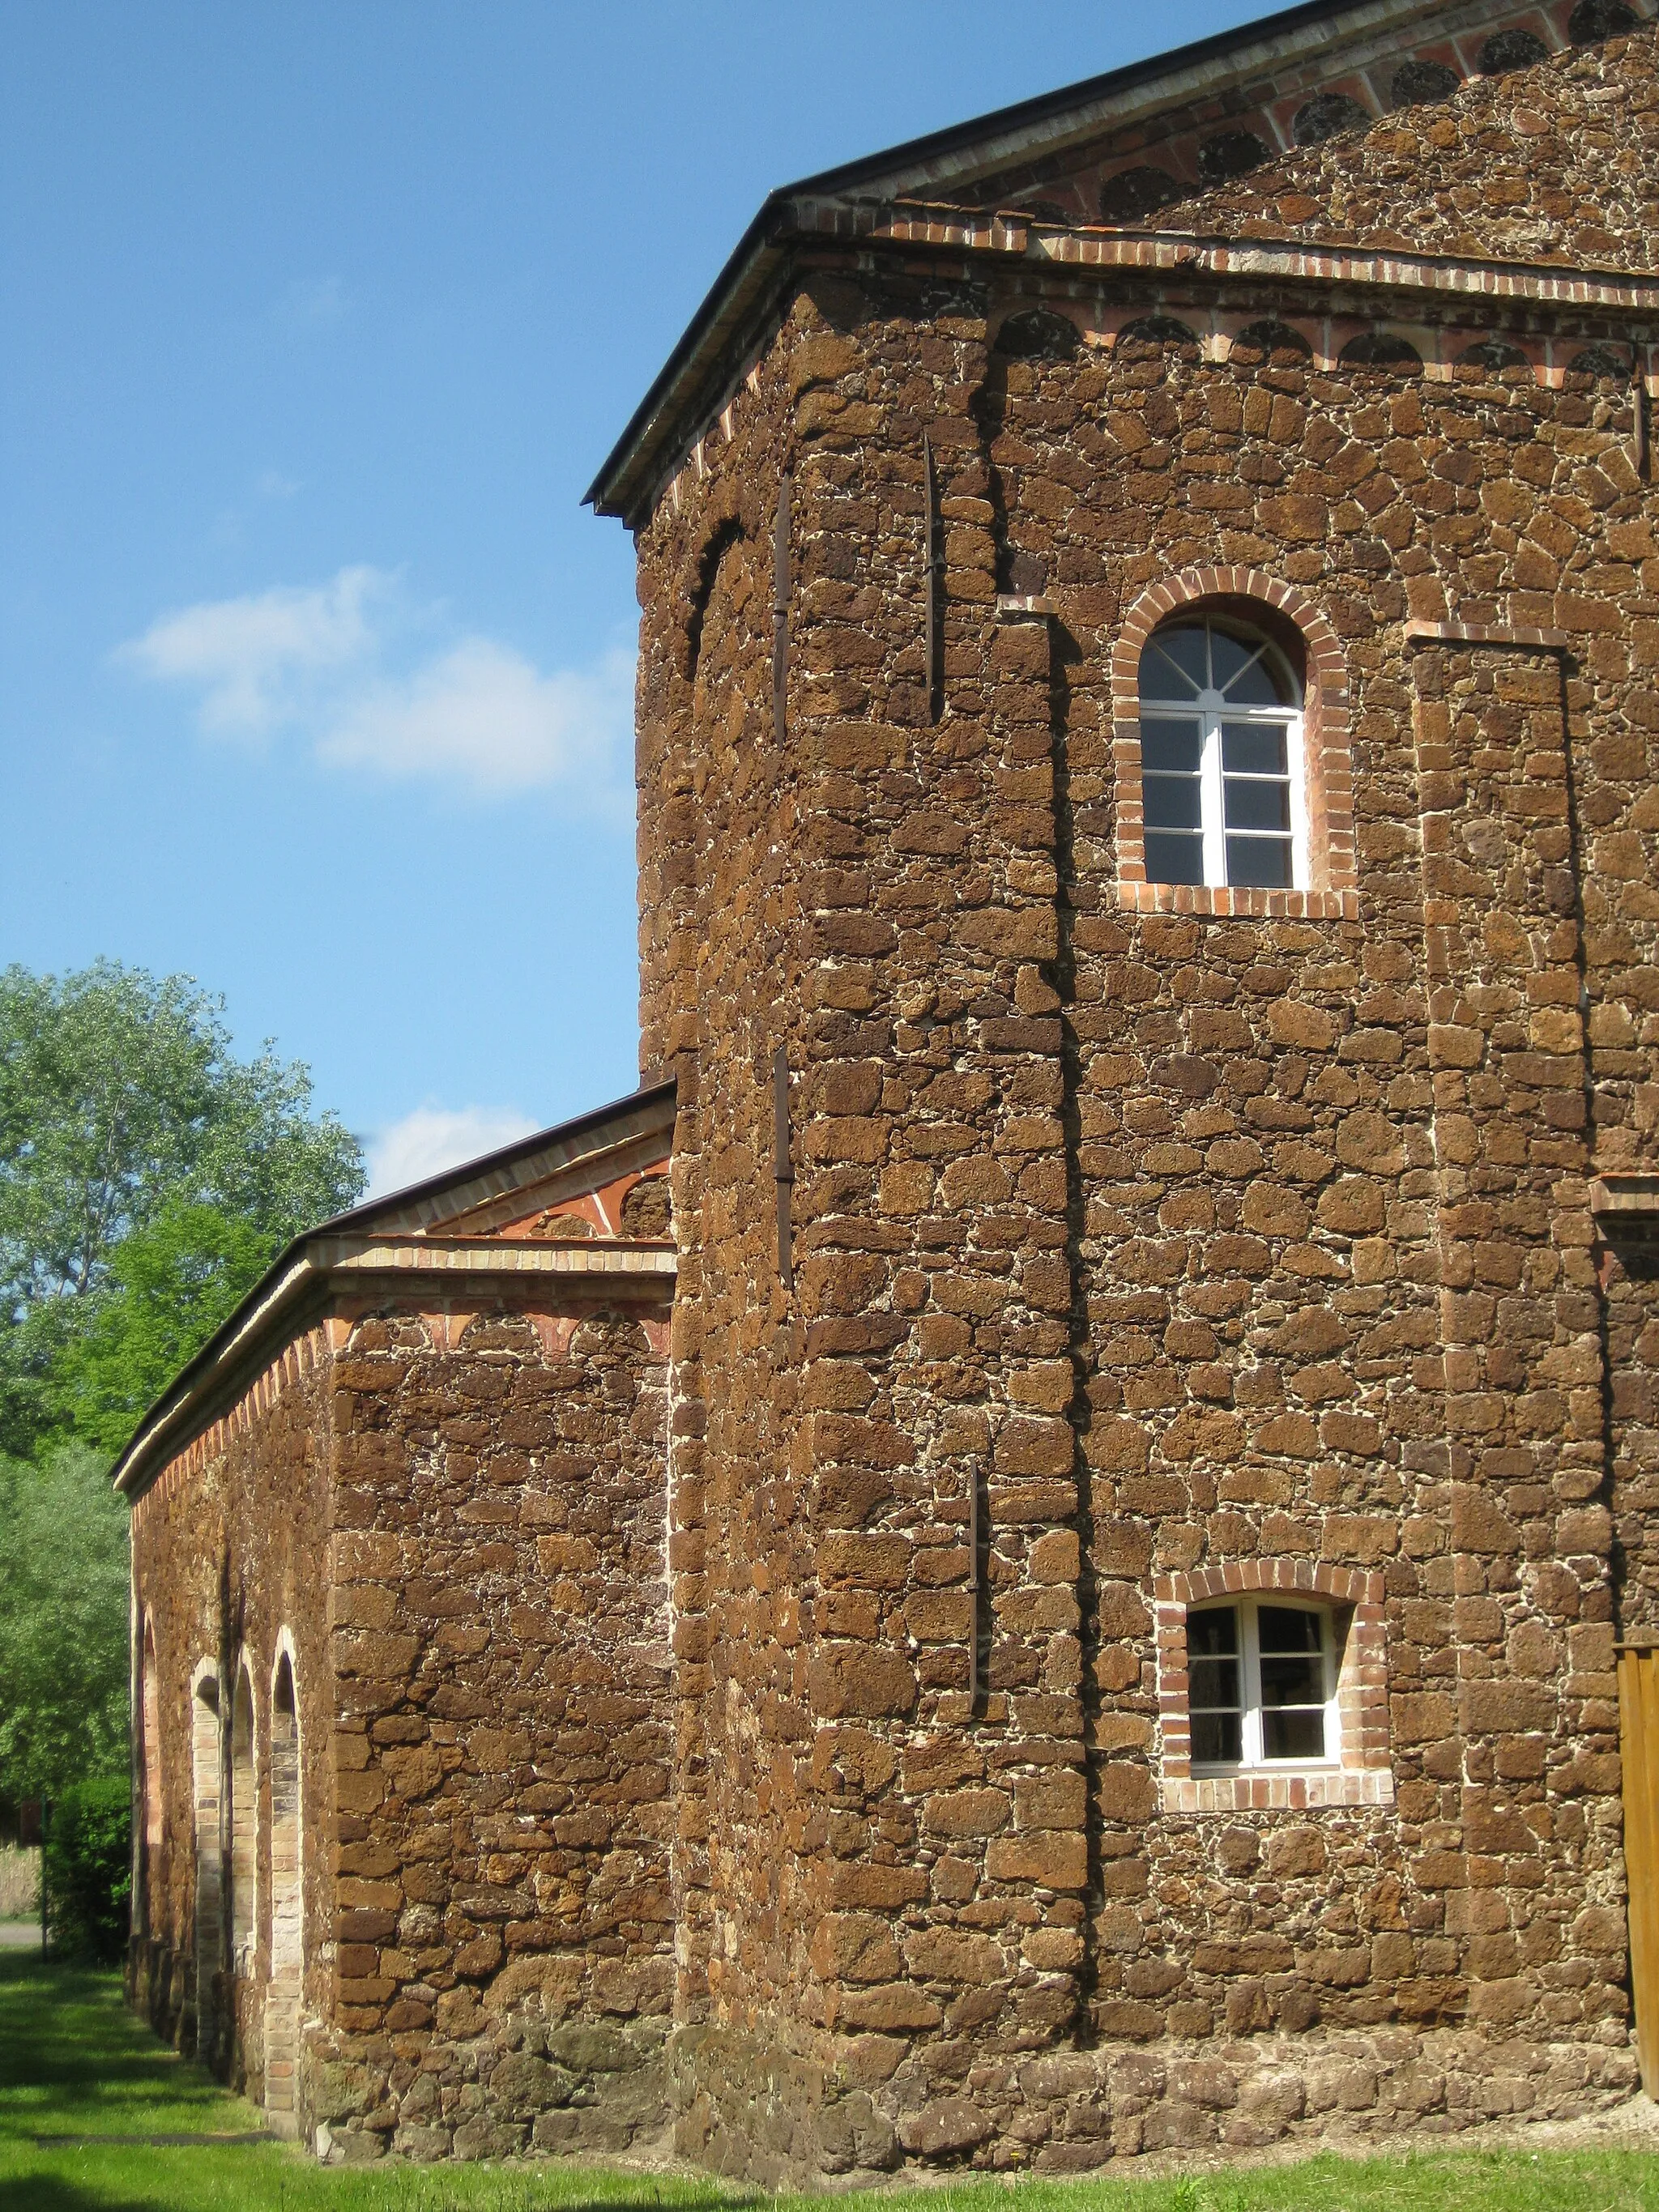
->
<box><xmin>1111</xmin><ymin>568</ymin><xmax>1359</xmax><ymax>922</ymax></box>
<box><xmin>1153</xmin><ymin>1558</ymin><xmax>1392</xmax><ymax>1815</ymax></box>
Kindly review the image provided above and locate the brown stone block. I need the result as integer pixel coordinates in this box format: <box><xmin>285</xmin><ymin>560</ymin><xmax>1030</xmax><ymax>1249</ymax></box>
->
<box><xmin>1014</xmin><ymin>1768</ymin><xmax>1085</xmax><ymax>1830</ymax></box>
<box><xmin>993</xmin><ymin>1416</ymin><xmax>1074</xmax><ymax>1477</ymax></box>
<box><xmin>336</xmin><ymin>1908</ymin><xmax>400</xmax><ymax>1943</ymax></box>
<box><xmin>905</xmin><ymin>1589</ymin><xmax>972</xmax><ymax>1642</ymax></box>
<box><xmin>818</xmin><ymin>1532</ymin><xmax>911</xmax><ymax>1588</ymax></box>
<box><xmin>837</xmin><ymin>1982</ymin><xmax>943</xmax><ymax>2032</ymax></box>
<box><xmin>808</xmin><ymin>1643</ymin><xmax>917</xmax><ymax>1720</ymax></box>
<box><xmin>810</xmin><ymin>1912</ymin><xmax>903</xmax><ymax>1984</ymax></box>
<box><xmin>989</xmin><ymin>1480</ymin><xmax>1077</xmax><ymax>1523</ymax></box>
<box><xmin>987</xmin><ymin>1833</ymin><xmax>1086</xmax><ymax>1889</ymax></box>
<box><xmin>922</xmin><ymin>1787</ymin><xmax>1009</xmax><ymax>1838</ymax></box>
<box><xmin>903</xmin><ymin>1926</ymin><xmax>1005</xmax><ymax>1984</ymax></box>
<box><xmin>827</xmin><ymin>1861</ymin><xmax>928</xmax><ymax>1909</ymax></box>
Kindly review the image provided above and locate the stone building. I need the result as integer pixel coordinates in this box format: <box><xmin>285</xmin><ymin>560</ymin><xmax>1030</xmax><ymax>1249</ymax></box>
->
<box><xmin>124</xmin><ymin>0</ymin><xmax>1659</xmax><ymax>2176</ymax></box>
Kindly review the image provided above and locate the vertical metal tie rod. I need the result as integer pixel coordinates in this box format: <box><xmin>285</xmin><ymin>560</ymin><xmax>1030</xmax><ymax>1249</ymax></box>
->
<box><xmin>923</xmin><ymin>433</ymin><xmax>944</xmax><ymax>724</ymax></box>
<box><xmin>772</xmin><ymin>1045</ymin><xmax>794</xmax><ymax>1295</ymax></box>
<box><xmin>772</xmin><ymin>470</ymin><xmax>791</xmax><ymax>746</ymax></box>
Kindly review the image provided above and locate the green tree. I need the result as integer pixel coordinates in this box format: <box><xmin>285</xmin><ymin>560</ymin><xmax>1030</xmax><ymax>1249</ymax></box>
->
<box><xmin>55</xmin><ymin>1201</ymin><xmax>283</xmax><ymax>1456</ymax></box>
<box><xmin>0</xmin><ymin>1444</ymin><xmax>130</xmax><ymax>1795</ymax></box>
<box><xmin>0</xmin><ymin>961</ymin><xmax>364</xmax><ymax>1455</ymax></box>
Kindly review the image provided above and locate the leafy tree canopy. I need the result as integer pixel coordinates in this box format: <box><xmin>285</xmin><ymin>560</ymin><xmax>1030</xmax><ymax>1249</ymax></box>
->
<box><xmin>0</xmin><ymin>961</ymin><xmax>364</xmax><ymax>1456</ymax></box>
<box><xmin>0</xmin><ymin>1445</ymin><xmax>130</xmax><ymax>1796</ymax></box>
<box><xmin>56</xmin><ymin>1201</ymin><xmax>283</xmax><ymax>1457</ymax></box>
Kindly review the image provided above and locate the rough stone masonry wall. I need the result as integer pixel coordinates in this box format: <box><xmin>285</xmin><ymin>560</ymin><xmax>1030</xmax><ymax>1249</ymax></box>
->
<box><xmin>1141</xmin><ymin>20</ymin><xmax>1659</xmax><ymax>275</ymax></box>
<box><xmin>631</xmin><ymin>94</ymin><xmax>1656</xmax><ymax>2171</ymax></box>
<box><xmin>311</xmin><ymin>1295</ymin><xmax>675</xmax><ymax>2164</ymax></box>
<box><xmin>634</xmin><ymin>351</ymin><xmax>831</xmax><ymax>2164</ymax></box>
<box><xmin>128</xmin><ymin>1331</ymin><xmax>337</xmax><ymax>2102</ymax></box>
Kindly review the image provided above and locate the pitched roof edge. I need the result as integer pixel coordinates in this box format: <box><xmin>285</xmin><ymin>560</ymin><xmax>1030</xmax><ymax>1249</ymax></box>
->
<box><xmin>583</xmin><ymin>0</ymin><xmax>1448</xmax><ymax>522</ymax></box>
<box><xmin>111</xmin><ymin>1076</ymin><xmax>676</xmax><ymax>1501</ymax></box>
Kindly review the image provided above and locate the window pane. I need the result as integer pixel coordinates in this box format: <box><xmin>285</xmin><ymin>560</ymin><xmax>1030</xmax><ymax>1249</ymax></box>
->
<box><xmin>1192</xmin><ymin>1709</ymin><xmax>1243</xmax><ymax>1765</ymax></box>
<box><xmin>1207</xmin><ymin>629</ymin><xmax>1262</xmax><ymax>693</ymax></box>
<box><xmin>1141</xmin><ymin>719</ymin><xmax>1201</xmax><ymax>774</ymax></box>
<box><xmin>1144</xmin><ymin>626</ymin><xmax>1209</xmax><ymax>696</ymax></box>
<box><xmin>1221</xmin><ymin>723</ymin><xmax>1287</xmax><ymax>776</ymax></box>
<box><xmin>1222</xmin><ymin>658</ymin><xmax>1291</xmax><ymax>706</ymax></box>
<box><xmin>1145</xmin><ymin>832</ymin><xmax>1205</xmax><ymax>885</ymax></box>
<box><xmin>1224</xmin><ymin>780</ymin><xmax>1291</xmax><ymax>832</ymax></box>
<box><xmin>1145</xmin><ymin>777</ymin><xmax>1202</xmax><ymax>829</ymax></box>
<box><xmin>1212</xmin><ymin>627</ymin><xmax>1298</xmax><ymax>705</ymax></box>
<box><xmin>1260</xmin><ymin>1654</ymin><xmax>1324</xmax><ymax>1708</ymax></box>
<box><xmin>1188</xmin><ymin>1607</ymin><xmax>1239</xmax><ymax>1659</ymax></box>
<box><xmin>1263</xmin><ymin>1707</ymin><xmax>1326</xmax><ymax>1760</ymax></box>
<box><xmin>1258</xmin><ymin>1607</ymin><xmax>1323</xmax><ymax>1654</ymax></box>
<box><xmin>1226</xmin><ymin>834</ymin><xmax>1294</xmax><ymax>887</ymax></box>
<box><xmin>1190</xmin><ymin>1658</ymin><xmax>1240</xmax><ymax>1711</ymax></box>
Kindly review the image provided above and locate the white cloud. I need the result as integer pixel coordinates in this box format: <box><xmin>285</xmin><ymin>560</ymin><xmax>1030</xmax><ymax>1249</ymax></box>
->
<box><xmin>365</xmin><ymin>1105</ymin><xmax>540</xmax><ymax>1200</ymax></box>
<box><xmin>123</xmin><ymin>567</ymin><xmax>631</xmax><ymax>805</ymax></box>
<box><xmin>277</xmin><ymin>275</ymin><xmax>348</xmax><ymax>329</ymax></box>
<box><xmin>320</xmin><ymin>639</ymin><xmax>632</xmax><ymax>798</ymax></box>
<box><xmin>123</xmin><ymin>565</ymin><xmax>386</xmax><ymax>734</ymax></box>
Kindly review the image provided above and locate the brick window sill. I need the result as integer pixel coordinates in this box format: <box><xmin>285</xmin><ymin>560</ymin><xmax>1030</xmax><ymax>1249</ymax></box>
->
<box><xmin>1161</xmin><ymin>1767</ymin><xmax>1395</xmax><ymax>1814</ymax></box>
<box><xmin>1115</xmin><ymin>878</ymin><xmax>1359</xmax><ymax>921</ymax></box>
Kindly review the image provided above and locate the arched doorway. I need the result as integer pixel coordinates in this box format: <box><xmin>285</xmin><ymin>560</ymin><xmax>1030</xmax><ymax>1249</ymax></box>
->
<box><xmin>228</xmin><ymin>1664</ymin><xmax>256</xmax><ymax>1978</ymax></box>
<box><xmin>190</xmin><ymin>1667</ymin><xmax>221</xmax><ymax>2061</ymax></box>
<box><xmin>139</xmin><ymin>1621</ymin><xmax>162</xmax><ymax>1932</ymax></box>
<box><xmin>264</xmin><ymin>1652</ymin><xmax>302</xmax><ymax>2134</ymax></box>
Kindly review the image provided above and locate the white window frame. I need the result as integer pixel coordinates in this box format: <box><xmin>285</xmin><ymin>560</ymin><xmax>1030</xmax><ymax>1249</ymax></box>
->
<box><xmin>1188</xmin><ymin>1597</ymin><xmax>1341</xmax><ymax>1775</ymax></box>
<box><xmin>1138</xmin><ymin>618</ymin><xmax>1308</xmax><ymax>891</ymax></box>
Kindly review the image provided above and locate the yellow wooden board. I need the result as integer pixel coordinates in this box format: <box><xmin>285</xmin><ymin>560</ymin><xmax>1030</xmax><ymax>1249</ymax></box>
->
<box><xmin>1618</xmin><ymin>1647</ymin><xmax>1659</xmax><ymax>2095</ymax></box>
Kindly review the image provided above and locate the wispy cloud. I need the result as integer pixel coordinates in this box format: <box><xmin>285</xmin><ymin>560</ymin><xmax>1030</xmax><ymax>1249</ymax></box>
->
<box><xmin>365</xmin><ymin>1104</ymin><xmax>540</xmax><ymax>1200</ymax></box>
<box><xmin>322</xmin><ymin>639</ymin><xmax>632</xmax><ymax>796</ymax></box>
<box><xmin>122</xmin><ymin>566</ymin><xmax>386</xmax><ymax>734</ymax></box>
<box><xmin>122</xmin><ymin>566</ymin><xmax>631</xmax><ymax>805</ymax></box>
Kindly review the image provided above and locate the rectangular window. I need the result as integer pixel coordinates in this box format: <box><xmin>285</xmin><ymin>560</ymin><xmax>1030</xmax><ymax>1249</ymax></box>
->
<box><xmin>1187</xmin><ymin>1600</ymin><xmax>1337</xmax><ymax>1771</ymax></box>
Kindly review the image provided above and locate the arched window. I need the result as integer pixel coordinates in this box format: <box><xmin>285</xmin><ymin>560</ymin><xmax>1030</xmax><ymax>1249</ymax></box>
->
<box><xmin>228</xmin><ymin>1664</ymin><xmax>256</xmax><ymax>1975</ymax></box>
<box><xmin>265</xmin><ymin>1650</ymin><xmax>302</xmax><ymax>2132</ymax></box>
<box><xmin>1137</xmin><ymin>614</ymin><xmax>1306</xmax><ymax>889</ymax></box>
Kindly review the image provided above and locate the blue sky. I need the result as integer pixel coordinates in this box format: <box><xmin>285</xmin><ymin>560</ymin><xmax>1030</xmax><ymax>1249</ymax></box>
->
<box><xmin>1</xmin><ymin>1</ymin><xmax>1265</xmax><ymax>1196</ymax></box>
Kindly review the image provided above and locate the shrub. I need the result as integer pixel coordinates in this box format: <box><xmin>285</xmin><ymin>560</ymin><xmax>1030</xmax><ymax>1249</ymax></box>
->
<box><xmin>44</xmin><ymin>1776</ymin><xmax>130</xmax><ymax>1962</ymax></box>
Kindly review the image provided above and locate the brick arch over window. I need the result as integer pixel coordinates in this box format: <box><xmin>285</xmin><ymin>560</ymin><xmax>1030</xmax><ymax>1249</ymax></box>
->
<box><xmin>1153</xmin><ymin>1558</ymin><xmax>1392</xmax><ymax>1813</ymax></box>
<box><xmin>1111</xmin><ymin>568</ymin><xmax>1358</xmax><ymax>920</ymax></box>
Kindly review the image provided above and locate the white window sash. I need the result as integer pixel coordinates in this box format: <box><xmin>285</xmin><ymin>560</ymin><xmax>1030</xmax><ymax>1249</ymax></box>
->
<box><xmin>1191</xmin><ymin>1597</ymin><xmax>1340</xmax><ymax>1774</ymax></box>
<box><xmin>1141</xmin><ymin>702</ymin><xmax>1307</xmax><ymax>890</ymax></box>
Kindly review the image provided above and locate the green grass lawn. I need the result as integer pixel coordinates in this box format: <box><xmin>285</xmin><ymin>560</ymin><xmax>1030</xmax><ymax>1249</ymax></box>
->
<box><xmin>2</xmin><ymin>1948</ymin><xmax>1659</xmax><ymax>2212</ymax></box>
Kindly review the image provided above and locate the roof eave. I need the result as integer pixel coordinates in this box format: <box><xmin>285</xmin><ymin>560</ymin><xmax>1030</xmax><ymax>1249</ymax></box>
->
<box><xmin>584</xmin><ymin>203</ymin><xmax>795</xmax><ymax>525</ymax></box>
<box><xmin>582</xmin><ymin>0</ymin><xmax>1454</xmax><ymax>524</ymax></box>
<box><xmin>111</xmin><ymin>1076</ymin><xmax>677</xmax><ymax>1500</ymax></box>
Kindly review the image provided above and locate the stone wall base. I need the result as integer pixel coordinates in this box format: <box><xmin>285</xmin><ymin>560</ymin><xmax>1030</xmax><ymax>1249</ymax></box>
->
<box><xmin>308</xmin><ymin>2014</ymin><xmax>672</xmax><ymax>2165</ymax></box>
<box><xmin>672</xmin><ymin>2018</ymin><xmax>1642</xmax><ymax>2186</ymax></box>
<box><xmin>124</xmin><ymin>1966</ymin><xmax>1643</xmax><ymax>2174</ymax></box>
